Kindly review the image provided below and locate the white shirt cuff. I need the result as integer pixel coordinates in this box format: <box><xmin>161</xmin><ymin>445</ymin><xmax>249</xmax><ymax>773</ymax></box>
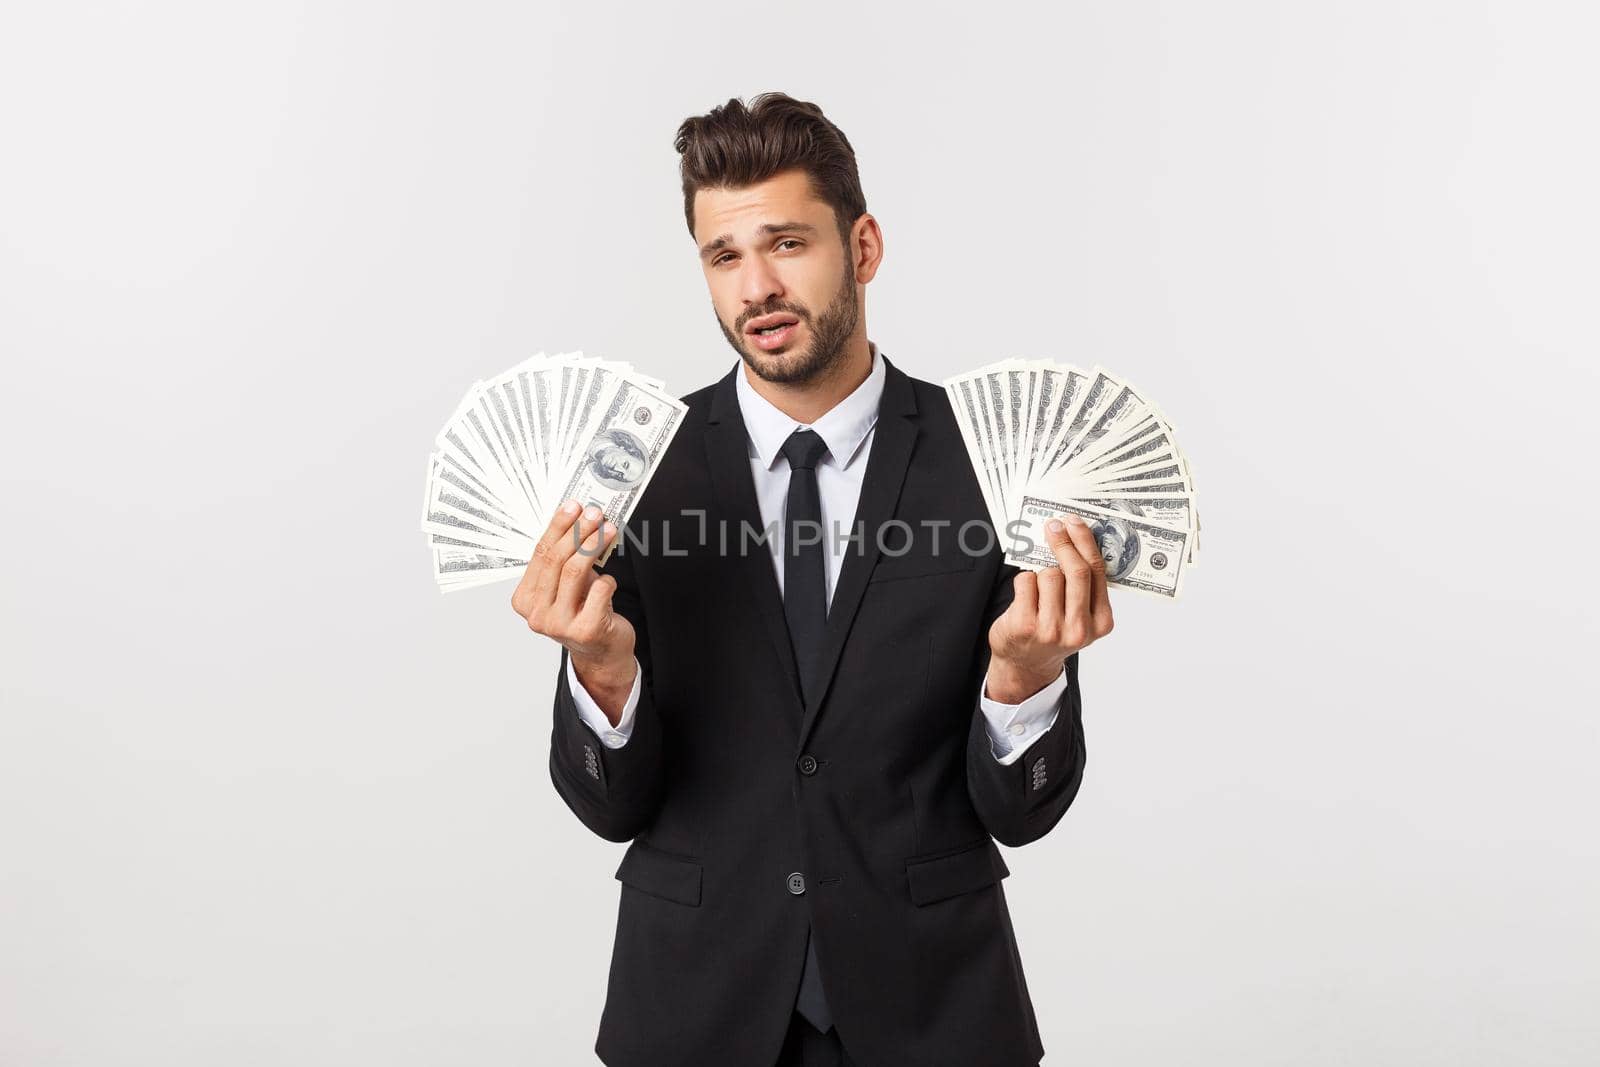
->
<box><xmin>566</xmin><ymin>654</ymin><xmax>642</xmax><ymax>749</ymax></box>
<box><xmin>979</xmin><ymin>665</ymin><xmax>1068</xmax><ymax>766</ymax></box>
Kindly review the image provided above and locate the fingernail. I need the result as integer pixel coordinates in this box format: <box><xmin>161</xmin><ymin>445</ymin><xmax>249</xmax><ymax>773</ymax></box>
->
<box><xmin>562</xmin><ymin>500</ymin><xmax>579</xmax><ymax>515</ymax></box>
<box><xmin>583</xmin><ymin>505</ymin><xmax>601</xmax><ymax>521</ymax></box>
<box><xmin>1046</xmin><ymin>519</ymin><xmax>1063</xmax><ymax>534</ymax></box>
<box><xmin>1065</xmin><ymin>514</ymin><xmax>1085</xmax><ymax>526</ymax></box>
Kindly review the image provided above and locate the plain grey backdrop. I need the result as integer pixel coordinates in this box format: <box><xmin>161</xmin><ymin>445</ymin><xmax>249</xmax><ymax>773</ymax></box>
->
<box><xmin>2</xmin><ymin>1</ymin><xmax>1596</xmax><ymax>1064</ymax></box>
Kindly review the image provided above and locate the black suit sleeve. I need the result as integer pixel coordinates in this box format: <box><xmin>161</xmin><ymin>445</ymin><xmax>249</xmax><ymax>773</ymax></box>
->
<box><xmin>547</xmin><ymin>539</ymin><xmax>667</xmax><ymax>843</ymax></box>
<box><xmin>966</xmin><ymin>561</ymin><xmax>1089</xmax><ymax>848</ymax></box>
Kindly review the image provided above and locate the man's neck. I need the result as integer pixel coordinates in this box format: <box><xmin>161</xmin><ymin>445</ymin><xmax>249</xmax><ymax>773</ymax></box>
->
<box><xmin>742</xmin><ymin>337</ymin><xmax>874</xmax><ymax>425</ymax></box>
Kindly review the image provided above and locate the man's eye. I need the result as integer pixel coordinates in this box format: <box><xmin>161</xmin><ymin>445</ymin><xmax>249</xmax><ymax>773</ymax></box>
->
<box><xmin>713</xmin><ymin>241</ymin><xmax>798</xmax><ymax>266</ymax></box>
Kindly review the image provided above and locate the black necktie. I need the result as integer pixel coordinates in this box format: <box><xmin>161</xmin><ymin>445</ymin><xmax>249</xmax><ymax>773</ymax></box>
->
<box><xmin>781</xmin><ymin>428</ymin><xmax>830</xmax><ymax>701</ymax></box>
<box><xmin>779</xmin><ymin>427</ymin><xmax>834</xmax><ymax>1034</ymax></box>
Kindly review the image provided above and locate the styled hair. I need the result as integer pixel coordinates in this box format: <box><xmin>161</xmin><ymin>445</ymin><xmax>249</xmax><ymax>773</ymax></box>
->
<box><xmin>673</xmin><ymin>92</ymin><xmax>867</xmax><ymax>248</ymax></box>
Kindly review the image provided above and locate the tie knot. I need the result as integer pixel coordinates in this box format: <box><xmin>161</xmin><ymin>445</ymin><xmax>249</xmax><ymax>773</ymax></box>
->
<box><xmin>780</xmin><ymin>428</ymin><xmax>829</xmax><ymax>472</ymax></box>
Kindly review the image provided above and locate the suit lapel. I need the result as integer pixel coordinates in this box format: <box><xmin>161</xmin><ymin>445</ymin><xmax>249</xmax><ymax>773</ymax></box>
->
<box><xmin>797</xmin><ymin>355</ymin><xmax>920</xmax><ymax>753</ymax></box>
<box><xmin>702</xmin><ymin>354</ymin><xmax>924</xmax><ymax>752</ymax></box>
<box><xmin>703</xmin><ymin>366</ymin><xmax>806</xmax><ymax>720</ymax></box>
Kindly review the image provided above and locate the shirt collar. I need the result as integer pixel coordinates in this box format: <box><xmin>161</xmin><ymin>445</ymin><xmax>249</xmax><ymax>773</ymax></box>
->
<box><xmin>736</xmin><ymin>340</ymin><xmax>886</xmax><ymax>472</ymax></box>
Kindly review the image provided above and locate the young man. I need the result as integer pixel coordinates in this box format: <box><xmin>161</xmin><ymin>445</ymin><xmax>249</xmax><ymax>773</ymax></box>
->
<box><xmin>512</xmin><ymin>92</ymin><xmax>1114</xmax><ymax>1067</ymax></box>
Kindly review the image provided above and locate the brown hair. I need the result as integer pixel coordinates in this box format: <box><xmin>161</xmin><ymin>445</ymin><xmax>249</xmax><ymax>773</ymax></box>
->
<box><xmin>674</xmin><ymin>92</ymin><xmax>867</xmax><ymax>249</ymax></box>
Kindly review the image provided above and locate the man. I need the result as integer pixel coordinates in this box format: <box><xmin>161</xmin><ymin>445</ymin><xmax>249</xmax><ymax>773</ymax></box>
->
<box><xmin>512</xmin><ymin>93</ymin><xmax>1113</xmax><ymax>1067</ymax></box>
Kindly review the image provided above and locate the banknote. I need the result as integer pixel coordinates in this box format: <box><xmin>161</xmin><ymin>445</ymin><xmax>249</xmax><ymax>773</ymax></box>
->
<box><xmin>421</xmin><ymin>352</ymin><xmax>688</xmax><ymax>591</ymax></box>
<box><xmin>1005</xmin><ymin>495</ymin><xmax>1190</xmax><ymax>598</ymax></box>
<box><xmin>945</xmin><ymin>358</ymin><xmax>1200</xmax><ymax>597</ymax></box>
<box><xmin>551</xmin><ymin>377</ymin><xmax>687</xmax><ymax>567</ymax></box>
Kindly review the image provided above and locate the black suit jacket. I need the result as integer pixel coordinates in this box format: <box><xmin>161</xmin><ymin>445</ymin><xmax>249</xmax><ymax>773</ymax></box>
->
<box><xmin>548</xmin><ymin>353</ymin><xmax>1088</xmax><ymax>1067</ymax></box>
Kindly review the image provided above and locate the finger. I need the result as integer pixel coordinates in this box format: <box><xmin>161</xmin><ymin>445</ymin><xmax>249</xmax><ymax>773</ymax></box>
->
<box><xmin>557</xmin><ymin>519</ymin><xmax>614</xmax><ymax>617</ymax></box>
<box><xmin>1034</xmin><ymin>558</ymin><xmax>1065</xmax><ymax>644</ymax></box>
<box><xmin>538</xmin><ymin>503</ymin><xmax>604</xmax><ymax>610</ymax></box>
<box><xmin>1091</xmin><ymin>576</ymin><xmax>1115</xmax><ymax>640</ymax></box>
<box><xmin>1082</xmin><ymin>522</ymin><xmax>1113</xmax><ymax>638</ymax></box>
<box><xmin>997</xmin><ymin>570</ymin><xmax>1038</xmax><ymax>642</ymax></box>
<box><xmin>1045</xmin><ymin>514</ymin><xmax>1085</xmax><ymax>571</ymax></box>
<box><xmin>515</xmin><ymin>499</ymin><xmax>577</xmax><ymax>608</ymax></box>
<box><xmin>1049</xmin><ymin>517</ymin><xmax>1094</xmax><ymax>632</ymax></box>
<box><xmin>531</xmin><ymin>498</ymin><xmax>584</xmax><ymax>567</ymax></box>
<box><xmin>1009</xmin><ymin>570</ymin><xmax>1039</xmax><ymax>621</ymax></box>
<box><xmin>1060</xmin><ymin>514</ymin><xmax>1105</xmax><ymax>605</ymax></box>
<box><xmin>520</xmin><ymin>499</ymin><xmax>583</xmax><ymax>610</ymax></box>
<box><xmin>572</xmin><ymin>573</ymin><xmax>619</xmax><ymax>645</ymax></box>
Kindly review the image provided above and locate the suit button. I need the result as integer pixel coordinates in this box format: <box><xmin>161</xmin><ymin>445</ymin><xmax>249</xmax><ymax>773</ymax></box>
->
<box><xmin>787</xmin><ymin>872</ymin><xmax>806</xmax><ymax>895</ymax></box>
<box><xmin>797</xmin><ymin>754</ymin><xmax>818</xmax><ymax>775</ymax></box>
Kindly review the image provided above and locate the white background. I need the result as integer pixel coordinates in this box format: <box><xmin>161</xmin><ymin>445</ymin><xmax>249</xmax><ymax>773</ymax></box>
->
<box><xmin>2</xmin><ymin>2</ymin><xmax>1596</xmax><ymax>1064</ymax></box>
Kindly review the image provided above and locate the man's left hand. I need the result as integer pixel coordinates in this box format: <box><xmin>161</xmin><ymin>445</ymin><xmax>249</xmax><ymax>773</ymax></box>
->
<box><xmin>986</xmin><ymin>514</ymin><xmax>1115</xmax><ymax>703</ymax></box>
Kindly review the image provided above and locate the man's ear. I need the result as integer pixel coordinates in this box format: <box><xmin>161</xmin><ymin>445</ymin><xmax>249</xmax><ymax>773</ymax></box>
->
<box><xmin>850</xmin><ymin>213</ymin><xmax>884</xmax><ymax>284</ymax></box>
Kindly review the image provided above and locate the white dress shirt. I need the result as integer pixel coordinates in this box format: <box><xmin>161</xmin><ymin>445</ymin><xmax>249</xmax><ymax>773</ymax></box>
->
<box><xmin>567</xmin><ymin>341</ymin><xmax>1066</xmax><ymax>765</ymax></box>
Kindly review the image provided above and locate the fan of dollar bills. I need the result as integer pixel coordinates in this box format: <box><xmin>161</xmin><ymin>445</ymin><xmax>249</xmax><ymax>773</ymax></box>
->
<box><xmin>944</xmin><ymin>360</ymin><xmax>1200</xmax><ymax>599</ymax></box>
<box><xmin>421</xmin><ymin>351</ymin><xmax>688</xmax><ymax>592</ymax></box>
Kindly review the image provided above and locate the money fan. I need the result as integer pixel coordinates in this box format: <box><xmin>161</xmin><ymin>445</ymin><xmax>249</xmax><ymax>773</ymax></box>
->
<box><xmin>421</xmin><ymin>351</ymin><xmax>688</xmax><ymax>592</ymax></box>
<box><xmin>944</xmin><ymin>360</ymin><xmax>1200</xmax><ymax>599</ymax></box>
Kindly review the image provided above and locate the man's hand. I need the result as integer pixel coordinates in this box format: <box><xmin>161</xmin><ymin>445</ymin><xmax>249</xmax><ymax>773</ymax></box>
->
<box><xmin>986</xmin><ymin>514</ymin><xmax>1115</xmax><ymax>703</ymax></box>
<box><xmin>511</xmin><ymin>499</ymin><xmax>636</xmax><ymax>722</ymax></box>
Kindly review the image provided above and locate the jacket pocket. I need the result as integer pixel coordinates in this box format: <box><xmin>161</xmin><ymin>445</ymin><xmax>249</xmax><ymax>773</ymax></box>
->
<box><xmin>614</xmin><ymin>839</ymin><xmax>703</xmax><ymax>907</ymax></box>
<box><xmin>868</xmin><ymin>550</ymin><xmax>978</xmax><ymax>583</ymax></box>
<box><xmin>903</xmin><ymin>838</ymin><xmax>1010</xmax><ymax>906</ymax></box>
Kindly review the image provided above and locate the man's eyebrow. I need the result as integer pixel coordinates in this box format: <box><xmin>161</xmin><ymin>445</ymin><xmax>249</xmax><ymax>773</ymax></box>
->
<box><xmin>699</xmin><ymin>221</ymin><xmax>819</xmax><ymax>259</ymax></box>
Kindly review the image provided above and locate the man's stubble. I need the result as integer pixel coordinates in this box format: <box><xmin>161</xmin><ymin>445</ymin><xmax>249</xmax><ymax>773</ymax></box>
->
<box><xmin>715</xmin><ymin>250</ymin><xmax>860</xmax><ymax>388</ymax></box>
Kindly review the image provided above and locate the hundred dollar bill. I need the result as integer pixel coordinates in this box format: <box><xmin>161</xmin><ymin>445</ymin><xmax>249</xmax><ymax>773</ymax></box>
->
<box><xmin>1096</xmin><ymin>459</ymin><xmax>1190</xmax><ymax>489</ymax></box>
<box><xmin>1005</xmin><ymin>495</ymin><xmax>1189</xmax><ymax>599</ymax></box>
<box><xmin>944</xmin><ymin>376</ymin><xmax>1006</xmax><ymax>534</ymax></box>
<box><xmin>1081</xmin><ymin>427</ymin><xmax>1180</xmax><ymax>478</ymax></box>
<box><xmin>561</xmin><ymin>362</ymin><xmax>615</xmax><ymax>469</ymax></box>
<box><xmin>1078</xmin><ymin>494</ymin><xmax>1193</xmax><ymax>538</ymax></box>
<box><xmin>1063</xmin><ymin>412</ymin><xmax>1163</xmax><ymax>475</ymax></box>
<box><xmin>975</xmin><ymin>367</ymin><xmax>1017</xmax><ymax>516</ymax></box>
<box><xmin>430</xmin><ymin>543</ymin><xmax>527</xmax><ymax>590</ymax></box>
<box><xmin>1026</xmin><ymin>365</ymin><xmax>1089</xmax><ymax>484</ymax></box>
<box><xmin>1056</xmin><ymin>380</ymin><xmax>1149</xmax><ymax>472</ymax></box>
<box><xmin>428</xmin><ymin>450</ymin><xmax>521</xmax><ymax>529</ymax></box>
<box><xmin>552</xmin><ymin>377</ymin><xmax>688</xmax><ymax>566</ymax></box>
<box><xmin>421</xmin><ymin>457</ymin><xmax>530</xmax><ymax>551</ymax></box>
<box><xmin>1026</xmin><ymin>361</ymin><xmax>1075</xmax><ymax>483</ymax></box>
<box><xmin>1023</xmin><ymin>458</ymin><xmax>1191</xmax><ymax>511</ymax></box>
<box><xmin>1035</xmin><ymin>368</ymin><xmax>1111</xmax><ymax>478</ymax></box>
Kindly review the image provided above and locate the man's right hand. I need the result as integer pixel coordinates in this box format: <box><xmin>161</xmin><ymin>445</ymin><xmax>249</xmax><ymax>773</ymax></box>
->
<box><xmin>511</xmin><ymin>499</ymin><xmax>637</xmax><ymax>723</ymax></box>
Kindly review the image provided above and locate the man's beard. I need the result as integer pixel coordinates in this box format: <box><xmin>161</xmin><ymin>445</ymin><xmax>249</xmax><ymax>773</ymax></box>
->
<box><xmin>717</xmin><ymin>258</ymin><xmax>859</xmax><ymax>386</ymax></box>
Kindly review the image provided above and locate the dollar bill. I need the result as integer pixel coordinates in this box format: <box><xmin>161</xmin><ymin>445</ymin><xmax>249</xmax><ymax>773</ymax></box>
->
<box><xmin>1005</xmin><ymin>495</ymin><xmax>1189</xmax><ymax>599</ymax></box>
<box><xmin>552</xmin><ymin>377</ymin><xmax>687</xmax><ymax>566</ymax></box>
<box><xmin>422</xmin><ymin>352</ymin><xmax>687</xmax><ymax>591</ymax></box>
<box><xmin>944</xmin><ymin>357</ymin><xmax>1200</xmax><ymax>597</ymax></box>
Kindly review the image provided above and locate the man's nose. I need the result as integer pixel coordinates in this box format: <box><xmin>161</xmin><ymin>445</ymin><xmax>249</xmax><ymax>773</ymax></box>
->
<box><xmin>738</xmin><ymin>254</ymin><xmax>784</xmax><ymax>308</ymax></box>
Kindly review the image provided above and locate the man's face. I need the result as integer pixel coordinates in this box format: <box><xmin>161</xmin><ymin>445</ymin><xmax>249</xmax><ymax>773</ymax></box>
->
<box><xmin>693</xmin><ymin>168</ymin><xmax>861</xmax><ymax>386</ymax></box>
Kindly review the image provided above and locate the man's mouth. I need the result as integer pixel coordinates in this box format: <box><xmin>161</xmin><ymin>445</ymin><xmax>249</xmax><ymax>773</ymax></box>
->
<box><xmin>746</xmin><ymin>313</ymin><xmax>800</xmax><ymax>350</ymax></box>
